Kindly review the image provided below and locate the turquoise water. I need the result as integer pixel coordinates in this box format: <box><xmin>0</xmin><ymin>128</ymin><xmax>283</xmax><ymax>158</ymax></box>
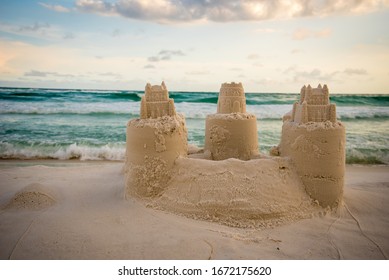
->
<box><xmin>0</xmin><ymin>87</ymin><xmax>388</xmax><ymax>164</ymax></box>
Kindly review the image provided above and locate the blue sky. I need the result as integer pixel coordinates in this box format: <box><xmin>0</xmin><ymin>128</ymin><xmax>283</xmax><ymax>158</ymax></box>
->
<box><xmin>0</xmin><ymin>0</ymin><xmax>388</xmax><ymax>93</ymax></box>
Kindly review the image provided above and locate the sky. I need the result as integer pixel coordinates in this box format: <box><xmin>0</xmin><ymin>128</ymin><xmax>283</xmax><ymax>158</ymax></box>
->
<box><xmin>0</xmin><ymin>0</ymin><xmax>389</xmax><ymax>93</ymax></box>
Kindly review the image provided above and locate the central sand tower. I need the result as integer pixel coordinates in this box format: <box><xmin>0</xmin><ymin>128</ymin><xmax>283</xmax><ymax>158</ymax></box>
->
<box><xmin>204</xmin><ymin>82</ymin><xmax>259</xmax><ymax>160</ymax></box>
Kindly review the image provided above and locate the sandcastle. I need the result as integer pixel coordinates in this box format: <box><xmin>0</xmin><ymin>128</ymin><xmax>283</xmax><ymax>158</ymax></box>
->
<box><xmin>278</xmin><ymin>84</ymin><xmax>345</xmax><ymax>207</ymax></box>
<box><xmin>204</xmin><ymin>82</ymin><xmax>259</xmax><ymax>160</ymax></box>
<box><xmin>124</xmin><ymin>81</ymin><xmax>345</xmax><ymax>221</ymax></box>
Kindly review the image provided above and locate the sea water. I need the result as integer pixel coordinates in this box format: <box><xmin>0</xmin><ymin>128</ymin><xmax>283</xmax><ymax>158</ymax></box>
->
<box><xmin>0</xmin><ymin>87</ymin><xmax>388</xmax><ymax>164</ymax></box>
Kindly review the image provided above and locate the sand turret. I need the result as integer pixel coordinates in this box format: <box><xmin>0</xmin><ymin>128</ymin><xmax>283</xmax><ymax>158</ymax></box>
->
<box><xmin>217</xmin><ymin>82</ymin><xmax>246</xmax><ymax>113</ymax></box>
<box><xmin>279</xmin><ymin>83</ymin><xmax>345</xmax><ymax>207</ymax></box>
<box><xmin>140</xmin><ymin>81</ymin><xmax>176</xmax><ymax>119</ymax></box>
<box><xmin>204</xmin><ymin>82</ymin><xmax>258</xmax><ymax>160</ymax></box>
<box><xmin>125</xmin><ymin>82</ymin><xmax>187</xmax><ymax>197</ymax></box>
<box><xmin>292</xmin><ymin>84</ymin><xmax>336</xmax><ymax>123</ymax></box>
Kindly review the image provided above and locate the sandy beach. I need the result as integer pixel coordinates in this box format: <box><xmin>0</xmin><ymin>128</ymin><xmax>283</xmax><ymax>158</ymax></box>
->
<box><xmin>1</xmin><ymin>1</ymin><xmax>389</xmax><ymax>273</ymax></box>
<box><xmin>0</xmin><ymin>160</ymin><xmax>388</xmax><ymax>260</ymax></box>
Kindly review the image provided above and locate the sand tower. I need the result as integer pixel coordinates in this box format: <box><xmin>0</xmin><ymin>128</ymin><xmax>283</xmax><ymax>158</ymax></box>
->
<box><xmin>292</xmin><ymin>84</ymin><xmax>336</xmax><ymax>123</ymax></box>
<box><xmin>140</xmin><ymin>82</ymin><xmax>176</xmax><ymax>119</ymax></box>
<box><xmin>204</xmin><ymin>82</ymin><xmax>258</xmax><ymax>160</ymax></box>
<box><xmin>125</xmin><ymin>82</ymin><xmax>188</xmax><ymax>197</ymax></box>
<box><xmin>279</xmin><ymin>84</ymin><xmax>345</xmax><ymax>207</ymax></box>
<box><xmin>217</xmin><ymin>82</ymin><xmax>246</xmax><ymax>113</ymax></box>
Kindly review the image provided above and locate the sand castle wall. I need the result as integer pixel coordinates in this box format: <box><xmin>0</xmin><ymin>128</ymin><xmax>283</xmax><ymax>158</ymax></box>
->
<box><xmin>154</xmin><ymin>156</ymin><xmax>320</xmax><ymax>228</ymax></box>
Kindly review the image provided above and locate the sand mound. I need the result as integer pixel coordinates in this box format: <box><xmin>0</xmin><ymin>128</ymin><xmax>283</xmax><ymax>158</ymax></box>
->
<box><xmin>152</xmin><ymin>156</ymin><xmax>321</xmax><ymax>228</ymax></box>
<box><xmin>5</xmin><ymin>183</ymin><xmax>56</xmax><ymax>210</ymax></box>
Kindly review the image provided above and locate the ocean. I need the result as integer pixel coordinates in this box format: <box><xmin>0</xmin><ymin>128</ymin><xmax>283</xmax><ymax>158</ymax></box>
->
<box><xmin>0</xmin><ymin>87</ymin><xmax>388</xmax><ymax>164</ymax></box>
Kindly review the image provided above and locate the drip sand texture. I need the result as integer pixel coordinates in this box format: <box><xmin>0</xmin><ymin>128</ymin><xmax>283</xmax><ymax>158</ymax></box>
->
<box><xmin>205</xmin><ymin>82</ymin><xmax>259</xmax><ymax>160</ymax></box>
<box><xmin>278</xmin><ymin>84</ymin><xmax>346</xmax><ymax>207</ymax></box>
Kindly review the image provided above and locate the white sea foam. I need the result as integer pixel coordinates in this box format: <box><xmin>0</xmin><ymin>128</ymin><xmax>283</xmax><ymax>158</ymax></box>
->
<box><xmin>0</xmin><ymin>101</ymin><xmax>140</xmax><ymax>115</ymax></box>
<box><xmin>337</xmin><ymin>106</ymin><xmax>389</xmax><ymax>119</ymax></box>
<box><xmin>52</xmin><ymin>143</ymin><xmax>125</xmax><ymax>160</ymax></box>
<box><xmin>0</xmin><ymin>142</ymin><xmax>125</xmax><ymax>161</ymax></box>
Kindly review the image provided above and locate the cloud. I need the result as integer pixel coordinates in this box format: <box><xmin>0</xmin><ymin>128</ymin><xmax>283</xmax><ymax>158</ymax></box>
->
<box><xmin>111</xmin><ymin>29</ymin><xmax>121</xmax><ymax>37</ymax></box>
<box><xmin>247</xmin><ymin>54</ymin><xmax>262</xmax><ymax>66</ymax></box>
<box><xmin>24</xmin><ymin>70</ymin><xmax>49</xmax><ymax>77</ymax></box>
<box><xmin>0</xmin><ymin>22</ymin><xmax>74</xmax><ymax>42</ymax></box>
<box><xmin>144</xmin><ymin>64</ymin><xmax>155</xmax><ymax>69</ymax></box>
<box><xmin>283</xmin><ymin>66</ymin><xmax>297</xmax><ymax>74</ymax></box>
<box><xmin>247</xmin><ymin>54</ymin><xmax>260</xmax><ymax>60</ymax></box>
<box><xmin>147</xmin><ymin>49</ymin><xmax>185</xmax><ymax>62</ymax></box>
<box><xmin>39</xmin><ymin>2</ymin><xmax>70</xmax><ymax>13</ymax></box>
<box><xmin>24</xmin><ymin>70</ymin><xmax>74</xmax><ymax>78</ymax></box>
<box><xmin>185</xmin><ymin>70</ymin><xmax>210</xmax><ymax>75</ymax></box>
<box><xmin>147</xmin><ymin>56</ymin><xmax>160</xmax><ymax>62</ymax></box>
<box><xmin>18</xmin><ymin>22</ymin><xmax>50</xmax><ymax>32</ymax></box>
<box><xmin>252</xmin><ymin>77</ymin><xmax>279</xmax><ymax>86</ymax></box>
<box><xmin>159</xmin><ymin>50</ymin><xmax>185</xmax><ymax>56</ymax></box>
<box><xmin>98</xmin><ymin>71</ymin><xmax>122</xmax><ymax>78</ymax></box>
<box><xmin>292</xmin><ymin>28</ymin><xmax>331</xmax><ymax>40</ymax></box>
<box><xmin>284</xmin><ymin>66</ymin><xmax>370</xmax><ymax>83</ymax></box>
<box><xmin>254</xmin><ymin>28</ymin><xmax>278</xmax><ymax>33</ymax></box>
<box><xmin>283</xmin><ymin>67</ymin><xmax>339</xmax><ymax>83</ymax></box>
<box><xmin>294</xmin><ymin>68</ymin><xmax>323</xmax><ymax>80</ymax></box>
<box><xmin>344</xmin><ymin>68</ymin><xmax>368</xmax><ymax>75</ymax></box>
<box><xmin>291</xmin><ymin>49</ymin><xmax>304</xmax><ymax>54</ymax></box>
<box><xmin>63</xmin><ymin>32</ymin><xmax>75</xmax><ymax>40</ymax></box>
<box><xmin>74</xmin><ymin>0</ymin><xmax>389</xmax><ymax>23</ymax></box>
<box><xmin>252</xmin><ymin>62</ymin><xmax>263</xmax><ymax>67</ymax></box>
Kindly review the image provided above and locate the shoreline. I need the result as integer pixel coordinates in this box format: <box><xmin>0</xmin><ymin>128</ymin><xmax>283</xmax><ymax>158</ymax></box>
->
<box><xmin>1</xmin><ymin>158</ymin><xmax>388</xmax><ymax>166</ymax></box>
<box><xmin>0</xmin><ymin>159</ymin><xmax>124</xmax><ymax>168</ymax></box>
